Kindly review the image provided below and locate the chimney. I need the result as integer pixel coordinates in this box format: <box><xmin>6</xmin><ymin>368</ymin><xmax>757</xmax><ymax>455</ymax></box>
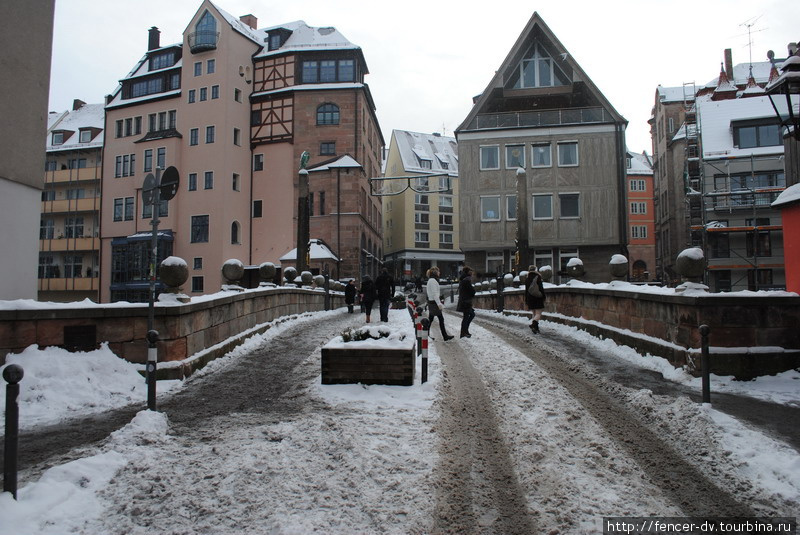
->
<box><xmin>240</xmin><ymin>14</ymin><xmax>257</xmax><ymax>30</ymax></box>
<box><xmin>724</xmin><ymin>48</ymin><xmax>733</xmax><ymax>81</ymax></box>
<box><xmin>72</xmin><ymin>99</ymin><xmax>86</xmax><ymax>111</ymax></box>
<box><xmin>148</xmin><ymin>26</ymin><xmax>161</xmax><ymax>51</ymax></box>
<box><xmin>789</xmin><ymin>42</ymin><xmax>799</xmax><ymax>56</ymax></box>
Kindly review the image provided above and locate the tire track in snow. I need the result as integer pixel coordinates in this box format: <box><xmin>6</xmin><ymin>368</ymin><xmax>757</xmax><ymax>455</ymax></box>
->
<box><xmin>475</xmin><ymin>316</ymin><xmax>754</xmax><ymax>518</ymax></box>
<box><xmin>432</xmin><ymin>337</ymin><xmax>538</xmax><ymax>535</ymax></box>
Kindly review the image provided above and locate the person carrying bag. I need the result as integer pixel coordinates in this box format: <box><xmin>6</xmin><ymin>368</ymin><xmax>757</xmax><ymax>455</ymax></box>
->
<box><xmin>525</xmin><ymin>265</ymin><xmax>546</xmax><ymax>334</ymax></box>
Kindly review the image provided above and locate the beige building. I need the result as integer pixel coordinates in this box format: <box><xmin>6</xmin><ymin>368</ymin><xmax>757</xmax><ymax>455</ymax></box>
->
<box><xmin>0</xmin><ymin>1</ymin><xmax>55</xmax><ymax>300</ymax></box>
<box><xmin>382</xmin><ymin>130</ymin><xmax>462</xmax><ymax>281</ymax></box>
<box><xmin>101</xmin><ymin>1</ymin><xmax>382</xmax><ymax>302</ymax></box>
<box><xmin>40</xmin><ymin>100</ymin><xmax>103</xmax><ymax>301</ymax></box>
<box><xmin>455</xmin><ymin>12</ymin><xmax>628</xmax><ymax>282</ymax></box>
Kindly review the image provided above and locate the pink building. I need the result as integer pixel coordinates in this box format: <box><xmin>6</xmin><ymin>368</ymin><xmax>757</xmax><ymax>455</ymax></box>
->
<box><xmin>101</xmin><ymin>1</ymin><xmax>383</xmax><ymax>302</ymax></box>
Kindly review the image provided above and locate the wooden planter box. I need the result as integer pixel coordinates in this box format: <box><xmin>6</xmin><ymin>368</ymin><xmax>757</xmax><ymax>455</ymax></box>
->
<box><xmin>321</xmin><ymin>340</ymin><xmax>416</xmax><ymax>386</ymax></box>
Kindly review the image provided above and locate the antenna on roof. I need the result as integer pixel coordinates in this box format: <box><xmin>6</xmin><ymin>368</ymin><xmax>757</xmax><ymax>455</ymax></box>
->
<box><xmin>739</xmin><ymin>15</ymin><xmax>766</xmax><ymax>68</ymax></box>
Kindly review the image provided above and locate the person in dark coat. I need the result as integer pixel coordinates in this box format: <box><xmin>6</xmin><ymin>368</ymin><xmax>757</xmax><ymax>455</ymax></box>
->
<box><xmin>457</xmin><ymin>266</ymin><xmax>476</xmax><ymax>338</ymax></box>
<box><xmin>344</xmin><ymin>279</ymin><xmax>357</xmax><ymax>313</ymax></box>
<box><xmin>525</xmin><ymin>265</ymin><xmax>546</xmax><ymax>333</ymax></box>
<box><xmin>359</xmin><ymin>275</ymin><xmax>377</xmax><ymax>323</ymax></box>
<box><xmin>374</xmin><ymin>268</ymin><xmax>394</xmax><ymax>322</ymax></box>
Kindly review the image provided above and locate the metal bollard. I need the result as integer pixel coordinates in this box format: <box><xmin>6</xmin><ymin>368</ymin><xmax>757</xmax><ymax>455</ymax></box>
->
<box><xmin>700</xmin><ymin>324</ymin><xmax>711</xmax><ymax>404</ymax></box>
<box><xmin>420</xmin><ymin>318</ymin><xmax>430</xmax><ymax>384</ymax></box>
<box><xmin>146</xmin><ymin>329</ymin><xmax>159</xmax><ymax>411</ymax></box>
<box><xmin>3</xmin><ymin>364</ymin><xmax>23</xmax><ymax>500</ymax></box>
<box><xmin>415</xmin><ymin>309</ymin><xmax>422</xmax><ymax>357</ymax></box>
<box><xmin>496</xmin><ymin>275</ymin><xmax>504</xmax><ymax>313</ymax></box>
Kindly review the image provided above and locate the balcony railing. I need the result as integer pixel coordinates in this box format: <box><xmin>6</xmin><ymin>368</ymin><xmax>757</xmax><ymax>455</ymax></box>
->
<box><xmin>188</xmin><ymin>31</ymin><xmax>219</xmax><ymax>53</ymax></box>
<box><xmin>466</xmin><ymin>107</ymin><xmax>612</xmax><ymax>131</ymax></box>
<box><xmin>41</xmin><ymin>197</ymin><xmax>100</xmax><ymax>214</ymax></box>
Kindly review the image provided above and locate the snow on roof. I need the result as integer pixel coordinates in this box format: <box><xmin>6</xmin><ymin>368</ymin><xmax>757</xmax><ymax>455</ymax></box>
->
<box><xmin>698</xmin><ymin>96</ymin><xmax>789</xmax><ymax>158</ymax></box>
<box><xmin>210</xmin><ymin>1</ymin><xmax>264</xmax><ymax>45</ymax></box>
<box><xmin>393</xmin><ymin>130</ymin><xmax>458</xmax><ymax>176</ymax></box>
<box><xmin>626</xmin><ymin>150</ymin><xmax>653</xmax><ymax>175</ymax></box>
<box><xmin>255</xmin><ymin>20</ymin><xmax>359</xmax><ymax>59</ymax></box>
<box><xmin>46</xmin><ymin>103</ymin><xmax>105</xmax><ymax>151</ymax></box>
<box><xmin>704</xmin><ymin>61</ymin><xmax>776</xmax><ymax>89</ymax></box>
<box><xmin>308</xmin><ymin>154</ymin><xmax>362</xmax><ymax>172</ymax></box>
<box><xmin>657</xmin><ymin>85</ymin><xmax>695</xmax><ymax>103</ymax></box>
<box><xmin>772</xmin><ymin>183</ymin><xmax>800</xmax><ymax>208</ymax></box>
<box><xmin>678</xmin><ymin>247</ymin><xmax>704</xmax><ymax>260</ymax></box>
<box><xmin>279</xmin><ymin>239</ymin><xmax>340</xmax><ymax>262</ymax></box>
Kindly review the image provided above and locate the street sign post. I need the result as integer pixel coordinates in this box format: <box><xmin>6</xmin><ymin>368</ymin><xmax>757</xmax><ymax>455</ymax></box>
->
<box><xmin>141</xmin><ymin>166</ymin><xmax>179</xmax><ymax>411</ymax></box>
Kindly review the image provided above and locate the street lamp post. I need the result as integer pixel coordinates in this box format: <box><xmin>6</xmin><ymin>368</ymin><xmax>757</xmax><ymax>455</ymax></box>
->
<box><xmin>297</xmin><ymin>152</ymin><xmax>310</xmax><ymax>275</ymax></box>
<box><xmin>516</xmin><ymin>167</ymin><xmax>530</xmax><ymax>271</ymax></box>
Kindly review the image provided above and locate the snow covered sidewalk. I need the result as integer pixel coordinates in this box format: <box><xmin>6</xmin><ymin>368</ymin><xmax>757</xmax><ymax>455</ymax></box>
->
<box><xmin>0</xmin><ymin>306</ymin><xmax>799</xmax><ymax>534</ymax></box>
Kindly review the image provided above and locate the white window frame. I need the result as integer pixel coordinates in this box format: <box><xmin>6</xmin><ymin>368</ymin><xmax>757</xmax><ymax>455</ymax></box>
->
<box><xmin>559</xmin><ymin>192</ymin><xmax>581</xmax><ymax>219</ymax></box>
<box><xmin>439</xmin><ymin>232</ymin><xmax>453</xmax><ymax>244</ymax></box>
<box><xmin>557</xmin><ymin>141</ymin><xmax>579</xmax><ymax>167</ymax></box>
<box><xmin>480</xmin><ymin>196</ymin><xmax>501</xmax><ymax>221</ymax></box>
<box><xmin>506</xmin><ymin>195</ymin><xmax>517</xmax><ymax>221</ymax></box>
<box><xmin>631</xmin><ymin>225</ymin><xmax>648</xmax><ymax>239</ymax></box>
<box><xmin>479</xmin><ymin>145</ymin><xmax>500</xmax><ymax>170</ymax></box>
<box><xmin>505</xmin><ymin>144</ymin><xmax>526</xmax><ymax>169</ymax></box>
<box><xmin>439</xmin><ymin>195</ymin><xmax>453</xmax><ymax>209</ymax></box>
<box><xmin>630</xmin><ymin>201</ymin><xmax>647</xmax><ymax>214</ymax></box>
<box><xmin>531</xmin><ymin>143</ymin><xmax>552</xmax><ymax>168</ymax></box>
<box><xmin>414</xmin><ymin>231</ymin><xmax>429</xmax><ymax>243</ymax></box>
<box><xmin>532</xmin><ymin>193</ymin><xmax>553</xmax><ymax>220</ymax></box>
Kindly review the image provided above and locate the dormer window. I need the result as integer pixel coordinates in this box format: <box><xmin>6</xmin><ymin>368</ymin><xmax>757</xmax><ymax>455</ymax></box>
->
<box><xmin>507</xmin><ymin>42</ymin><xmax>569</xmax><ymax>89</ymax></box>
<box><xmin>149</xmin><ymin>50</ymin><xmax>176</xmax><ymax>71</ymax></box>
<box><xmin>79</xmin><ymin>130</ymin><xmax>92</xmax><ymax>143</ymax></box>
<box><xmin>189</xmin><ymin>11</ymin><xmax>218</xmax><ymax>53</ymax></box>
<box><xmin>269</xmin><ymin>33</ymin><xmax>281</xmax><ymax>51</ymax></box>
<box><xmin>52</xmin><ymin>132</ymin><xmax>64</xmax><ymax>145</ymax></box>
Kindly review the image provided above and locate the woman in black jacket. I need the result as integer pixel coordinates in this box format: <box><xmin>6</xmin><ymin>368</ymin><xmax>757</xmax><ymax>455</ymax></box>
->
<box><xmin>524</xmin><ymin>265</ymin><xmax>546</xmax><ymax>333</ymax></box>
<box><xmin>359</xmin><ymin>275</ymin><xmax>377</xmax><ymax>323</ymax></box>
<box><xmin>457</xmin><ymin>266</ymin><xmax>476</xmax><ymax>338</ymax></box>
<box><xmin>344</xmin><ymin>279</ymin><xmax>357</xmax><ymax>313</ymax></box>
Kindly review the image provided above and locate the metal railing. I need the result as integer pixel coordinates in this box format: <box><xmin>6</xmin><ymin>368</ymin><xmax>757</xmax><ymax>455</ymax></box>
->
<box><xmin>466</xmin><ymin>107</ymin><xmax>612</xmax><ymax>130</ymax></box>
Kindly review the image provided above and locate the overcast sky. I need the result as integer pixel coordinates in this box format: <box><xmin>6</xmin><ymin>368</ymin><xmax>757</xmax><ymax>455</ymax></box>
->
<box><xmin>49</xmin><ymin>0</ymin><xmax>799</xmax><ymax>155</ymax></box>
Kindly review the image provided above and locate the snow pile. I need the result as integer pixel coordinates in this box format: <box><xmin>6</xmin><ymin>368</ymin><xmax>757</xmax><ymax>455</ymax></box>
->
<box><xmin>0</xmin><ymin>344</ymin><xmax>179</xmax><ymax>430</ymax></box>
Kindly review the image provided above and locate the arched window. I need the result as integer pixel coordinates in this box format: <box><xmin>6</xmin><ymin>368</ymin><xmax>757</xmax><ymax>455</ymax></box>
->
<box><xmin>231</xmin><ymin>221</ymin><xmax>241</xmax><ymax>244</ymax></box>
<box><xmin>317</xmin><ymin>103</ymin><xmax>340</xmax><ymax>125</ymax></box>
<box><xmin>632</xmin><ymin>260</ymin><xmax>647</xmax><ymax>281</ymax></box>
<box><xmin>191</xmin><ymin>11</ymin><xmax>218</xmax><ymax>51</ymax></box>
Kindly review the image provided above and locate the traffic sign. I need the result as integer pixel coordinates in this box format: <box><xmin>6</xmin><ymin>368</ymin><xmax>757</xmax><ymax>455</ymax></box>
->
<box><xmin>159</xmin><ymin>166</ymin><xmax>179</xmax><ymax>201</ymax></box>
<box><xmin>142</xmin><ymin>173</ymin><xmax>157</xmax><ymax>205</ymax></box>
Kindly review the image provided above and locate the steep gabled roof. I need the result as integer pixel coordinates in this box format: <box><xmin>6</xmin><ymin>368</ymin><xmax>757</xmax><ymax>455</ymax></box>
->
<box><xmin>392</xmin><ymin>130</ymin><xmax>458</xmax><ymax>177</ymax></box>
<box><xmin>457</xmin><ymin>12</ymin><xmax>625</xmax><ymax>133</ymax></box>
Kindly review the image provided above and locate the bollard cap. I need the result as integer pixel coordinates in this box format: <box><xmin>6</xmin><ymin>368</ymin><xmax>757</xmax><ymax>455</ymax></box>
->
<box><xmin>420</xmin><ymin>318</ymin><xmax>430</xmax><ymax>329</ymax></box>
<box><xmin>699</xmin><ymin>324</ymin><xmax>710</xmax><ymax>336</ymax></box>
<box><xmin>146</xmin><ymin>329</ymin><xmax>160</xmax><ymax>344</ymax></box>
<box><xmin>3</xmin><ymin>364</ymin><xmax>24</xmax><ymax>384</ymax></box>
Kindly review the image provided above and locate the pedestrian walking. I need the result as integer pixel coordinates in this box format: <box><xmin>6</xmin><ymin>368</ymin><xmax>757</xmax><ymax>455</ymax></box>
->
<box><xmin>525</xmin><ymin>265</ymin><xmax>546</xmax><ymax>333</ymax></box>
<box><xmin>359</xmin><ymin>274</ymin><xmax>377</xmax><ymax>323</ymax></box>
<box><xmin>425</xmin><ymin>266</ymin><xmax>454</xmax><ymax>341</ymax></box>
<box><xmin>375</xmin><ymin>268</ymin><xmax>394</xmax><ymax>322</ymax></box>
<box><xmin>344</xmin><ymin>279</ymin><xmax>357</xmax><ymax>313</ymax></box>
<box><xmin>457</xmin><ymin>266</ymin><xmax>476</xmax><ymax>338</ymax></box>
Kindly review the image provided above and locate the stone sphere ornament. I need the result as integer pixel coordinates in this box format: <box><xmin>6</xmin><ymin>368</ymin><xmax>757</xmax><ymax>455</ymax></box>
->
<box><xmin>609</xmin><ymin>254</ymin><xmax>629</xmax><ymax>280</ymax></box>
<box><xmin>283</xmin><ymin>266</ymin><xmax>297</xmax><ymax>284</ymax></box>
<box><xmin>222</xmin><ymin>259</ymin><xmax>244</xmax><ymax>284</ymax></box>
<box><xmin>566</xmin><ymin>258</ymin><xmax>585</xmax><ymax>279</ymax></box>
<box><xmin>300</xmin><ymin>271</ymin><xmax>313</xmax><ymax>286</ymax></box>
<box><xmin>259</xmin><ymin>262</ymin><xmax>277</xmax><ymax>284</ymax></box>
<box><xmin>538</xmin><ymin>265</ymin><xmax>553</xmax><ymax>282</ymax></box>
<box><xmin>159</xmin><ymin>256</ymin><xmax>189</xmax><ymax>288</ymax></box>
<box><xmin>675</xmin><ymin>247</ymin><xmax>706</xmax><ymax>281</ymax></box>
<box><xmin>313</xmin><ymin>274</ymin><xmax>325</xmax><ymax>287</ymax></box>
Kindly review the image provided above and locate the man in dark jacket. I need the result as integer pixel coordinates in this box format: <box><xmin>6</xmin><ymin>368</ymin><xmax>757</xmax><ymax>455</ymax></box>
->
<box><xmin>457</xmin><ymin>266</ymin><xmax>476</xmax><ymax>337</ymax></box>
<box><xmin>375</xmin><ymin>268</ymin><xmax>394</xmax><ymax>322</ymax></box>
<box><xmin>344</xmin><ymin>279</ymin><xmax>357</xmax><ymax>313</ymax></box>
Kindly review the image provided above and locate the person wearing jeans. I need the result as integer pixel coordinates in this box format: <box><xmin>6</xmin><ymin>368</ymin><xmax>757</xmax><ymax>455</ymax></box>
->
<box><xmin>425</xmin><ymin>266</ymin><xmax>454</xmax><ymax>341</ymax></box>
